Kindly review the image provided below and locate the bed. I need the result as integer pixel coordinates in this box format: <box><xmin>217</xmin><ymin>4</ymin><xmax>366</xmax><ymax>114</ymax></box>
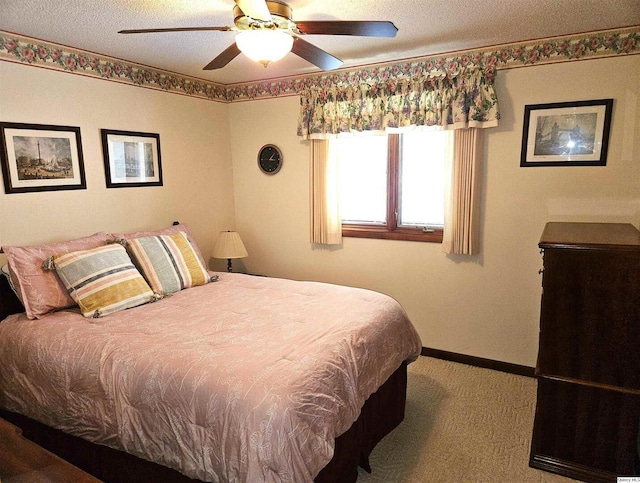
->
<box><xmin>0</xmin><ymin>227</ymin><xmax>422</xmax><ymax>482</ymax></box>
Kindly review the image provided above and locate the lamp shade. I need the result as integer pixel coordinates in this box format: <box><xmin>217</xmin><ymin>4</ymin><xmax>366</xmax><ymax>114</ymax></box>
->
<box><xmin>235</xmin><ymin>29</ymin><xmax>293</xmax><ymax>66</ymax></box>
<box><xmin>211</xmin><ymin>231</ymin><xmax>248</xmax><ymax>260</ymax></box>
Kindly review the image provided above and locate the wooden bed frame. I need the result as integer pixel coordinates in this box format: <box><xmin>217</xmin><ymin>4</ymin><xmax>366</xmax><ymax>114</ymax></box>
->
<box><xmin>0</xmin><ymin>274</ymin><xmax>408</xmax><ymax>483</ymax></box>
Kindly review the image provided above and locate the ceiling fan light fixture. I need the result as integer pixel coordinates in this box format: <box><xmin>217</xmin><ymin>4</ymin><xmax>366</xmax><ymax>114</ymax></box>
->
<box><xmin>235</xmin><ymin>29</ymin><xmax>293</xmax><ymax>67</ymax></box>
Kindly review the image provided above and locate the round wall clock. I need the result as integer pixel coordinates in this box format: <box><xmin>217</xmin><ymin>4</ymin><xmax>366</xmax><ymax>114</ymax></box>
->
<box><xmin>258</xmin><ymin>144</ymin><xmax>283</xmax><ymax>175</ymax></box>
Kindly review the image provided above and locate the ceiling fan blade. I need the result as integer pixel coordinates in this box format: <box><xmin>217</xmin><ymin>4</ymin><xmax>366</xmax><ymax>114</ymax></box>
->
<box><xmin>296</xmin><ymin>21</ymin><xmax>398</xmax><ymax>37</ymax></box>
<box><xmin>234</xmin><ymin>0</ymin><xmax>272</xmax><ymax>22</ymax></box>
<box><xmin>291</xmin><ymin>37</ymin><xmax>342</xmax><ymax>71</ymax></box>
<box><xmin>203</xmin><ymin>43</ymin><xmax>242</xmax><ymax>70</ymax></box>
<box><xmin>119</xmin><ymin>26</ymin><xmax>234</xmax><ymax>34</ymax></box>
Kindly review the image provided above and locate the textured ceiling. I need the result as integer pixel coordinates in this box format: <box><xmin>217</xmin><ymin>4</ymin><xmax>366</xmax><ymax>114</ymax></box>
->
<box><xmin>1</xmin><ymin>0</ymin><xmax>639</xmax><ymax>85</ymax></box>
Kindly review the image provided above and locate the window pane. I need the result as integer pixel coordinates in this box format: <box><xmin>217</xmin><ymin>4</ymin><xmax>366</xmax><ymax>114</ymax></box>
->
<box><xmin>400</xmin><ymin>131</ymin><xmax>447</xmax><ymax>227</ymax></box>
<box><xmin>337</xmin><ymin>136</ymin><xmax>388</xmax><ymax>224</ymax></box>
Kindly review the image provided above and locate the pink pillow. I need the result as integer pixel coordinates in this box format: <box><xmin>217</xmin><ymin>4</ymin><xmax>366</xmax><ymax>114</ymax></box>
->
<box><xmin>2</xmin><ymin>232</ymin><xmax>111</xmax><ymax>319</ymax></box>
<box><xmin>111</xmin><ymin>223</ymin><xmax>207</xmax><ymax>269</ymax></box>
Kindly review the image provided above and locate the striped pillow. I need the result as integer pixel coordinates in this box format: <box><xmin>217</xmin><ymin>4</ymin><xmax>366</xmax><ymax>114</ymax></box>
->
<box><xmin>126</xmin><ymin>232</ymin><xmax>210</xmax><ymax>296</ymax></box>
<box><xmin>54</xmin><ymin>244</ymin><xmax>156</xmax><ymax>318</ymax></box>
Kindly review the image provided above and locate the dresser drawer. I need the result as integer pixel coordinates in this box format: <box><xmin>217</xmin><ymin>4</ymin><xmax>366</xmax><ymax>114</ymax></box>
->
<box><xmin>537</xmin><ymin>246</ymin><xmax>640</xmax><ymax>391</ymax></box>
<box><xmin>531</xmin><ymin>377</ymin><xmax>640</xmax><ymax>481</ymax></box>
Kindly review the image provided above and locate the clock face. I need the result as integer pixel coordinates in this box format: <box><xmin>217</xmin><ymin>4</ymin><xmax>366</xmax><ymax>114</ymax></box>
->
<box><xmin>258</xmin><ymin>144</ymin><xmax>282</xmax><ymax>174</ymax></box>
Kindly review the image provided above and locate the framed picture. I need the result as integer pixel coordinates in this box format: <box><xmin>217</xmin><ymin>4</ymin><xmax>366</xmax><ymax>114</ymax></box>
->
<box><xmin>0</xmin><ymin>122</ymin><xmax>86</xmax><ymax>194</ymax></box>
<box><xmin>101</xmin><ymin>129</ymin><xmax>162</xmax><ymax>188</ymax></box>
<box><xmin>520</xmin><ymin>99</ymin><xmax>613</xmax><ymax>167</ymax></box>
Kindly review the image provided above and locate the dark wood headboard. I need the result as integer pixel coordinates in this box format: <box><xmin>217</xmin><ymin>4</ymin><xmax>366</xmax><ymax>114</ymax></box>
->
<box><xmin>0</xmin><ymin>274</ymin><xmax>25</xmax><ymax>321</ymax></box>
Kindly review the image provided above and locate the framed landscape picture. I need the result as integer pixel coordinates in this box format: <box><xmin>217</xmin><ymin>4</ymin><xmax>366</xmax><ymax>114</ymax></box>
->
<box><xmin>0</xmin><ymin>122</ymin><xmax>86</xmax><ymax>193</ymax></box>
<box><xmin>520</xmin><ymin>99</ymin><xmax>613</xmax><ymax>167</ymax></box>
<box><xmin>101</xmin><ymin>129</ymin><xmax>163</xmax><ymax>188</ymax></box>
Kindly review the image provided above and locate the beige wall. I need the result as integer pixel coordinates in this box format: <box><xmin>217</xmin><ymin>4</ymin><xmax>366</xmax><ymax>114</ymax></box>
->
<box><xmin>0</xmin><ymin>62</ymin><xmax>236</xmax><ymax>265</ymax></box>
<box><xmin>229</xmin><ymin>55</ymin><xmax>640</xmax><ymax>367</ymax></box>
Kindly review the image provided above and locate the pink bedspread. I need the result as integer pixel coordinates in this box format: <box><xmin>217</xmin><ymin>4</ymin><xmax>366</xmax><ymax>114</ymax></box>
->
<box><xmin>0</xmin><ymin>273</ymin><xmax>421</xmax><ymax>482</ymax></box>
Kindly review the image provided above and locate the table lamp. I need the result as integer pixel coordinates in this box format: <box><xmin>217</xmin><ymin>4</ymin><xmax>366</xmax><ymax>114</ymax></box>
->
<box><xmin>211</xmin><ymin>231</ymin><xmax>248</xmax><ymax>272</ymax></box>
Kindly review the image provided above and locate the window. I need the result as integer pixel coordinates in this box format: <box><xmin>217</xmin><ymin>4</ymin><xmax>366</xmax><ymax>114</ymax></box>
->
<box><xmin>335</xmin><ymin>130</ymin><xmax>450</xmax><ymax>242</ymax></box>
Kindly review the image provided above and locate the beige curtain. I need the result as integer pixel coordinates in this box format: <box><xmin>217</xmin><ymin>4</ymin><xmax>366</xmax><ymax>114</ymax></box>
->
<box><xmin>310</xmin><ymin>139</ymin><xmax>342</xmax><ymax>245</ymax></box>
<box><xmin>443</xmin><ymin>128</ymin><xmax>483</xmax><ymax>255</ymax></box>
<box><xmin>311</xmin><ymin>130</ymin><xmax>485</xmax><ymax>251</ymax></box>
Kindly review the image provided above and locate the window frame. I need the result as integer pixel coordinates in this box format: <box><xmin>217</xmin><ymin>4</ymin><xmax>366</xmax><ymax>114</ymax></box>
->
<box><xmin>341</xmin><ymin>134</ymin><xmax>444</xmax><ymax>243</ymax></box>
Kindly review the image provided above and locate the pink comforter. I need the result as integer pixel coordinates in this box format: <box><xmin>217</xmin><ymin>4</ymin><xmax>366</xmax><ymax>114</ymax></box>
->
<box><xmin>0</xmin><ymin>273</ymin><xmax>421</xmax><ymax>482</ymax></box>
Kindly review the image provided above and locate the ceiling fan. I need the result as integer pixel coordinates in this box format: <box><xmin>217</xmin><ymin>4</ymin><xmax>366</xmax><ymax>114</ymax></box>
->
<box><xmin>119</xmin><ymin>0</ymin><xmax>397</xmax><ymax>71</ymax></box>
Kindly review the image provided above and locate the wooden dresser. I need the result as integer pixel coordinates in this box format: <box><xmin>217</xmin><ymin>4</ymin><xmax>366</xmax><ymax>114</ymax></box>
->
<box><xmin>530</xmin><ymin>222</ymin><xmax>640</xmax><ymax>482</ymax></box>
<box><xmin>0</xmin><ymin>417</ymin><xmax>101</xmax><ymax>482</ymax></box>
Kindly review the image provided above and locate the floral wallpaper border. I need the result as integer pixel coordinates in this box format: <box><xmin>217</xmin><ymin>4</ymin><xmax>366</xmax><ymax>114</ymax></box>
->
<box><xmin>1</xmin><ymin>26</ymin><xmax>638</xmax><ymax>103</ymax></box>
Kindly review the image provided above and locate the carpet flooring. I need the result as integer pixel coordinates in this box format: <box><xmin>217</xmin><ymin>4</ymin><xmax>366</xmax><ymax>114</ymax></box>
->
<box><xmin>356</xmin><ymin>356</ymin><xmax>580</xmax><ymax>483</ymax></box>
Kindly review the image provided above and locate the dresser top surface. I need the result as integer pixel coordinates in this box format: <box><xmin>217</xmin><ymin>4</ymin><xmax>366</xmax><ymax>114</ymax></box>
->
<box><xmin>540</xmin><ymin>222</ymin><xmax>640</xmax><ymax>250</ymax></box>
<box><xmin>0</xmin><ymin>417</ymin><xmax>101</xmax><ymax>482</ymax></box>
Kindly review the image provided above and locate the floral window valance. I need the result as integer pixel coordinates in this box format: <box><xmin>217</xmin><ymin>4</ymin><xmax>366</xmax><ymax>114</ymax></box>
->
<box><xmin>297</xmin><ymin>67</ymin><xmax>499</xmax><ymax>139</ymax></box>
